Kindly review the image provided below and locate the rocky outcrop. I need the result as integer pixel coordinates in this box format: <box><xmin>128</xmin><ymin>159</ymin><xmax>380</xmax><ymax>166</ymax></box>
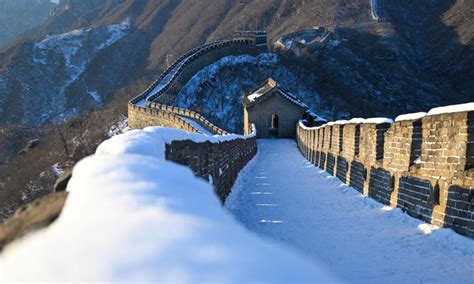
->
<box><xmin>0</xmin><ymin>191</ymin><xmax>68</xmax><ymax>251</ymax></box>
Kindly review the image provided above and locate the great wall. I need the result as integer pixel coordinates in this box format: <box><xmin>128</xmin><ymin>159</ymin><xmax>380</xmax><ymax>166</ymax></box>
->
<box><xmin>126</xmin><ymin>31</ymin><xmax>267</xmax><ymax>201</ymax></box>
<box><xmin>123</xmin><ymin>30</ymin><xmax>474</xmax><ymax>238</ymax></box>
<box><xmin>297</xmin><ymin>109</ymin><xmax>474</xmax><ymax>237</ymax></box>
<box><xmin>2</xmin><ymin>3</ymin><xmax>474</xmax><ymax>281</ymax></box>
<box><xmin>128</xmin><ymin>31</ymin><xmax>267</xmax><ymax>132</ymax></box>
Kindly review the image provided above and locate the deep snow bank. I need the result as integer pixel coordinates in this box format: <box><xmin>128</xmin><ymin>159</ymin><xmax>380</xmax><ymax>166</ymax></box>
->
<box><xmin>0</xmin><ymin>127</ymin><xmax>334</xmax><ymax>282</ymax></box>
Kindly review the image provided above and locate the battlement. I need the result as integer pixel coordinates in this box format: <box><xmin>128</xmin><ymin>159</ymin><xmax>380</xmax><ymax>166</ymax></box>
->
<box><xmin>234</xmin><ymin>30</ymin><xmax>267</xmax><ymax>48</ymax></box>
<box><xmin>297</xmin><ymin>103</ymin><xmax>474</xmax><ymax>237</ymax></box>
<box><xmin>128</xmin><ymin>33</ymin><xmax>268</xmax><ymax>133</ymax></box>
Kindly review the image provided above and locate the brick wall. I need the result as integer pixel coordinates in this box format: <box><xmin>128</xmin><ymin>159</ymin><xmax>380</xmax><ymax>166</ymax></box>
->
<box><xmin>418</xmin><ymin>112</ymin><xmax>473</xmax><ymax>181</ymax></box>
<box><xmin>349</xmin><ymin>161</ymin><xmax>365</xmax><ymax>194</ymax></box>
<box><xmin>147</xmin><ymin>102</ymin><xmax>227</xmax><ymax>135</ymax></box>
<box><xmin>383</xmin><ymin>119</ymin><xmax>423</xmax><ymax>172</ymax></box>
<box><xmin>359</xmin><ymin>123</ymin><xmax>391</xmax><ymax>166</ymax></box>
<box><xmin>369</xmin><ymin>167</ymin><xmax>393</xmax><ymax>206</ymax></box>
<box><xmin>245</xmin><ymin>94</ymin><xmax>306</xmax><ymax>138</ymax></box>
<box><xmin>336</xmin><ymin>157</ymin><xmax>348</xmax><ymax>183</ymax></box>
<box><xmin>319</xmin><ymin>152</ymin><xmax>326</xmax><ymax>169</ymax></box>
<box><xmin>165</xmin><ymin>136</ymin><xmax>257</xmax><ymax>201</ymax></box>
<box><xmin>397</xmin><ymin>176</ymin><xmax>435</xmax><ymax>223</ymax></box>
<box><xmin>443</xmin><ymin>185</ymin><xmax>474</xmax><ymax>236</ymax></box>
<box><xmin>327</xmin><ymin>153</ymin><xmax>336</xmax><ymax>176</ymax></box>
<box><xmin>296</xmin><ymin>107</ymin><xmax>474</xmax><ymax>238</ymax></box>
<box><xmin>128</xmin><ymin>105</ymin><xmax>199</xmax><ymax>132</ymax></box>
<box><xmin>341</xmin><ymin>124</ymin><xmax>358</xmax><ymax>159</ymax></box>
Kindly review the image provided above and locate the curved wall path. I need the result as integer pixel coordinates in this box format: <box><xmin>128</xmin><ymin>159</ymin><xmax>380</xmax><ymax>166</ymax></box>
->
<box><xmin>129</xmin><ymin>35</ymin><xmax>266</xmax><ymax>134</ymax></box>
<box><xmin>226</xmin><ymin>139</ymin><xmax>474</xmax><ymax>283</ymax></box>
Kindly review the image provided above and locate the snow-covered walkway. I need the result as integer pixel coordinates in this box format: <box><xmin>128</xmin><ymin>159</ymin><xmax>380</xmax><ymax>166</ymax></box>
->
<box><xmin>226</xmin><ymin>139</ymin><xmax>474</xmax><ymax>284</ymax></box>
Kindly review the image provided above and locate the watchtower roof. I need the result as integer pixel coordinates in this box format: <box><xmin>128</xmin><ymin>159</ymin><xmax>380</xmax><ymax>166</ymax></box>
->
<box><xmin>243</xmin><ymin>78</ymin><xmax>307</xmax><ymax>109</ymax></box>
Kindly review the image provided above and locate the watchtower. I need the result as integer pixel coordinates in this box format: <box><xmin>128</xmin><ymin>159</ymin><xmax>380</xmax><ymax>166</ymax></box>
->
<box><xmin>234</xmin><ymin>30</ymin><xmax>267</xmax><ymax>50</ymax></box>
<box><xmin>243</xmin><ymin>78</ymin><xmax>307</xmax><ymax>138</ymax></box>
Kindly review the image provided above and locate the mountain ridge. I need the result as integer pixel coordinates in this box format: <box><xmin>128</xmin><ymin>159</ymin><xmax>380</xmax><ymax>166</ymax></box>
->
<box><xmin>0</xmin><ymin>0</ymin><xmax>472</xmax><ymax>127</ymax></box>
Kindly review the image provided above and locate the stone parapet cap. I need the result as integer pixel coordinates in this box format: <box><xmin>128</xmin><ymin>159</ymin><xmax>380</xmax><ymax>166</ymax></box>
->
<box><xmin>395</xmin><ymin>112</ymin><xmax>426</xmax><ymax>122</ymax></box>
<box><xmin>363</xmin><ymin>117</ymin><xmax>393</xmax><ymax>124</ymax></box>
<box><xmin>298</xmin><ymin>120</ymin><xmax>321</xmax><ymax>130</ymax></box>
<box><xmin>427</xmin><ymin>102</ymin><xmax>474</xmax><ymax>116</ymax></box>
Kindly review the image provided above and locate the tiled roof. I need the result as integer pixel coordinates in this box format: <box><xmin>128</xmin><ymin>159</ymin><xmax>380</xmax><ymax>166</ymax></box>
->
<box><xmin>243</xmin><ymin>78</ymin><xmax>307</xmax><ymax>109</ymax></box>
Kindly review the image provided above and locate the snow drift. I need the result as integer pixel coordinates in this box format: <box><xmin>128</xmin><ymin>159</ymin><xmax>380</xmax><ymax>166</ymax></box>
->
<box><xmin>0</xmin><ymin>127</ymin><xmax>335</xmax><ymax>282</ymax></box>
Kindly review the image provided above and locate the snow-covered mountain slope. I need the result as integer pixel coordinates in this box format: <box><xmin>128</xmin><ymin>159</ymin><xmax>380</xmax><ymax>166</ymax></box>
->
<box><xmin>0</xmin><ymin>0</ymin><xmax>472</xmax><ymax>128</ymax></box>
<box><xmin>0</xmin><ymin>20</ymin><xmax>130</xmax><ymax>125</ymax></box>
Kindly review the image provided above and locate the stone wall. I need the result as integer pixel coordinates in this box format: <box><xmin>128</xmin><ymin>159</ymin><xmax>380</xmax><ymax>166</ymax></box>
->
<box><xmin>129</xmin><ymin>35</ymin><xmax>267</xmax><ymax>131</ymax></box>
<box><xmin>383</xmin><ymin>119</ymin><xmax>423</xmax><ymax>172</ymax></box>
<box><xmin>165</xmin><ymin>134</ymin><xmax>257</xmax><ymax>201</ymax></box>
<box><xmin>128</xmin><ymin>105</ymin><xmax>198</xmax><ymax>132</ymax></box>
<box><xmin>148</xmin><ymin>102</ymin><xmax>228</xmax><ymax>135</ymax></box>
<box><xmin>144</xmin><ymin>39</ymin><xmax>263</xmax><ymax>106</ymax></box>
<box><xmin>128</xmin><ymin>36</ymin><xmax>264</xmax><ymax>201</ymax></box>
<box><xmin>297</xmin><ymin>105</ymin><xmax>474</xmax><ymax>238</ymax></box>
<box><xmin>245</xmin><ymin>93</ymin><xmax>306</xmax><ymax>138</ymax></box>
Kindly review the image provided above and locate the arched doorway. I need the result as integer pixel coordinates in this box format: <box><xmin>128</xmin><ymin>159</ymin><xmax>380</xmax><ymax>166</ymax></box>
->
<box><xmin>269</xmin><ymin>114</ymin><xmax>279</xmax><ymax>138</ymax></box>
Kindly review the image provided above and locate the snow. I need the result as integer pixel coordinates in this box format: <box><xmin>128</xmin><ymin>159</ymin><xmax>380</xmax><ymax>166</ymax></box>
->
<box><xmin>306</xmin><ymin>110</ymin><xmax>327</xmax><ymax>122</ymax></box>
<box><xmin>87</xmin><ymin>91</ymin><xmax>102</xmax><ymax>105</ymax></box>
<box><xmin>30</xmin><ymin>19</ymin><xmax>130</xmax><ymax>124</ymax></box>
<box><xmin>51</xmin><ymin>162</ymin><xmax>63</xmax><ymax>177</ymax></box>
<box><xmin>0</xmin><ymin>133</ymin><xmax>334</xmax><ymax>282</ymax></box>
<box><xmin>278</xmin><ymin>89</ymin><xmax>308</xmax><ymax>108</ymax></box>
<box><xmin>135</xmin><ymin>39</ymin><xmax>251</xmax><ymax>107</ymax></box>
<box><xmin>175</xmin><ymin>52</ymin><xmax>320</xmax><ymax>133</ymax></box>
<box><xmin>395</xmin><ymin>112</ymin><xmax>427</xmax><ymax>122</ymax></box>
<box><xmin>99</xmin><ymin>19</ymin><xmax>130</xmax><ymax>49</ymax></box>
<box><xmin>328</xmin><ymin>39</ymin><xmax>341</xmax><ymax>47</ymax></box>
<box><xmin>298</xmin><ymin>120</ymin><xmax>320</xmax><ymax>130</ymax></box>
<box><xmin>427</xmin><ymin>102</ymin><xmax>474</xmax><ymax>116</ymax></box>
<box><xmin>413</xmin><ymin>156</ymin><xmax>422</xmax><ymax>164</ymax></box>
<box><xmin>36</xmin><ymin>19</ymin><xmax>129</xmax><ymax>57</ymax></box>
<box><xmin>370</xmin><ymin>0</ymin><xmax>380</xmax><ymax>20</ymax></box>
<box><xmin>247</xmin><ymin>87</ymin><xmax>268</xmax><ymax>102</ymax></box>
<box><xmin>333</xmin><ymin>120</ymin><xmax>349</xmax><ymax>125</ymax></box>
<box><xmin>363</xmin><ymin>117</ymin><xmax>393</xmax><ymax>124</ymax></box>
<box><xmin>107</xmin><ymin>115</ymin><xmax>129</xmax><ymax>137</ymax></box>
<box><xmin>35</xmin><ymin>18</ymin><xmax>129</xmax><ymax>68</ymax></box>
<box><xmin>135</xmin><ymin>59</ymin><xmax>186</xmax><ymax>106</ymax></box>
<box><xmin>326</xmin><ymin>120</ymin><xmax>350</xmax><ymax>125</ymax></box>
<box><xmin>226</xmin><ymin>139</ymin><xmax>474</xmax><ymax>283</ymax></box>
<box><xmin>308</xmin><ymin>119</ymin><xmax>355</xmax><ymax>127</ymax></box>
<box><xmin>97</xmin><ymin>126</ymin><xmax>255</xmax><ymax>161</ymax></box>
<box><xmin>347</xmin><ymin>118</ymin><xmax>365</xmax><ymax>124</ymax></box>
<box><xmin>180</xmin><ymin>117</ymin><xmax>213</xmax><ymax>135</ymax></box>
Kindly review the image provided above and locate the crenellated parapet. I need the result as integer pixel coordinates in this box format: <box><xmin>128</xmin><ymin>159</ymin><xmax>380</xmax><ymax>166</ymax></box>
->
<box><xmin>164</xmin><ymin>125</ymin><xmax>257</xmax><ymax>201</ymax></box>
<box><xmin>128</xmin><ymin>32</ymin><xmax>267</xmax><ymax>134</ymax></box>
<box><xmin>297</xmin><ymin>103</ymin><xmax>474</xmax><ymax>237</ymax></box>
